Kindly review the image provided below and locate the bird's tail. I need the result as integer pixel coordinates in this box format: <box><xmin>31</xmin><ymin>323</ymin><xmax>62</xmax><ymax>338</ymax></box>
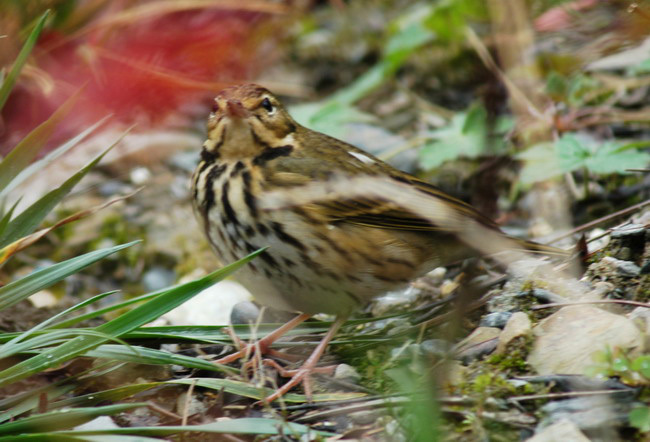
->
<box><xmin>514</xmin><ymin>238</ymin><xmax>572</xmax><ymax>258</ymax></box>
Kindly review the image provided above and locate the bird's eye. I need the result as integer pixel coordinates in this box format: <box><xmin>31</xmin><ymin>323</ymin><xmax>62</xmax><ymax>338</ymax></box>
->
<box><xmin>261</xmin><ymin>97</ymin><xmax>274</xmax><ymax>113</ymax></box>
<box><xmin>211</xmin><ymin>102</ymin><xmax>220</xmax><ymax>113</ymax></box>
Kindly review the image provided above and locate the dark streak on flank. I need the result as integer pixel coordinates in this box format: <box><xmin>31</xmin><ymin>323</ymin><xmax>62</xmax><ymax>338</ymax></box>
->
<box><xmin>200</xmin><ymin>148</ymin><xmax>219</xmax><ymax>164</ymax></box>
<box><xmin>201</xmin><ymin>164</ymin><xmax>227</xmax><ymax>213</ymax></box>
<box><xmin>241</xmin><ymin>170</ymin><xmax>258</xmax><ymax>218</ymax></box>
<box><xmin>344</xmin><ymin>290</ymin><xmax>362</xmax><ymax>304</ymax></box>
<box><xmin>314</xmin><ymin>232</ymin><xmax>352</xmax><ymax>263</ymax></box>
<box><xmin>230</xmin><ymin>161</ymin><xmax>245</xmax><ymax>177</ymax></box>
<box><xmin>282</xmin><ymin>257</ymin><xmax>295</xmax><ymax>267</ymax></box>
<box><xmin>386</xmin><ymin>257</ymin><xmax>415</xmax><ymax>268</ymax></box>
<box><xmin>253</xmin><ymin>145</ymin><xmax>294</xmax><ymax>166</ymax></box>
<box><xmin>221</xmin><ymin>180</ymin><xmax>239</xmax><ymax>226</ymax></box>
<box><xmin>272</xmin><ymin>222</ymin><xmax>305</xmax><ymax>251</ymax></box>
<box><xmin>243</xmin><ymin>240</ymin><xmax>258</xmax><ymax>254</ymax></box>
<box><xmin>375</xmin><ymin>274</ymin><xmax>406</xmax><ymax>283</ymax></box>
<box><xmin>287</xmin><ymin>272</ymin><xmax>302</xmax><ymax>287</ymax></box>
<box><xmin>356</xmin><ymin>249</ymin><xmax>382</xmax><ymax>267</ymax></box>
<box><xmin>216</xmin><ymin>227</ymin><xmax>226</xmax><ymax>244</ymax></box>
<box><xmin>345</xmin><ymin>274</ymin><xmax>362</xmax><ymax>283</ymax></box>
<box><xmin>257</xmin><ymin>223</ymin><xmax>270</xmax><ymax>236</ymax></box>
<box><xmin>259</xmin><ymin>250</ymin><xmax>279</xmax><ymax>269</ymax></box>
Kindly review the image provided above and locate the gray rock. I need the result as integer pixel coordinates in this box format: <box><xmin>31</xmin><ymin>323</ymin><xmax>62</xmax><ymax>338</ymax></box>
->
<box><xmin>420</xmin><ymin>339</ymin><xmax>452</xmax><ymax>357</ymax></box>
<box><xmin>615</xmin><ymin>260</ymin><xmax>642</xmax><ymax>277</ymax></box>
<box><xmin>539</xmin><ymin>395</ymin><xmax>628</xmax><ymax>439</ymax></box>
<box><xmin>528</xmin><ymin>306</ymin><xmax>643</xmax><ymax>375</ymax></box>
<box><xmin>371</xmin><ymin>286</ymin><xmax>421</xmax><ymax>316</ymax></box>
<box><xmin>230</xmin><ymin>301</ymin><xmax>262</xmax><ymax>325</ymax></box>
<box><xmin>334</xmin><ymin>363</ymin><xmax>361</xmax><ymax>383</ymax></box>
<box><xmin>640</xmin><ymin>260</ymin><xmax>650</xmax><ymax>275</ymax></box>
<box><xmin>531</xmin><ymin>288</ymin><xmax>567</xmax><ymax>304</ymax></box>
<box><xmin>527</xmin><ymin>419</ymin><xmax>590</xmax><ymax>442</ymax></box>
<box><xmin>610</xmin><ymin>223</ymin><xmax>645</xmax><ymax>239</ymax></box>
<box><xmin>480</xmin><ymin>312</ymin><xmax>513</xmax><ymax>328</ymax></box>
<box><xmin>142</xmin><ymin>267</ymin><xmax>176</xmax><ymax>292</ymax></box>
<box><xmin>454</xmin><ymin>327</ymin><xmax>500</xmax><ymax>362</ymax></box>
<box><xmin>168</xmin><ymin>150</ymin><xmax>200</xmax><ymax>173</ymax></box>
<box><xmin>496</xmin><ymin>312</ymin><xmax>532</xmax><ymax>354</ymax></box>
<box><xmin>98</xmin><ymin>180</ymin><xmax>125</xmax><ymax>197</ymax></box>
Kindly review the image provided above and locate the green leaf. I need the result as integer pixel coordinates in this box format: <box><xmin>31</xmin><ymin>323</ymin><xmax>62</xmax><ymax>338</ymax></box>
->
<box><xmin>517</xmin><ymin>133</ymin><xmax>650</xmax><ymax>184</ymax></box>
<box><xmin>631</xmin><ymin>355</ymin><xmax>650</xmax><ymax>379</ymax></box>
<box><xmin>0</xmin><ymin>11</ymin><xmax>49</xmax><ymax>110</ymax></box>
<box><xmin>0</xmin><ymin>90</ymin><xmax>81</xmax><ymax>194</ymax></box>
<box><xmin>0</xmin><ymin>131</ymin><xmax>125</xmax><ymax>249</ymax></box>
<box><xmin>171</xmin><ymin>378</ymin><xmax>364</xmax><ymax>403</ymax></box>
<box><xmin>5</xmin><ymin>291</ymin><xmax>118</xmax><ymax>349</ymax></box>
<box><xmin>419</xmin><ymin>104</ymin><xmax>502</xmax><ymax>169</ymax></box>
<box><xmin>0</xmin><ymin>116</ymin><xmax>111</xmax><ymax>200</ymax></box>
<box><xmin>584</xmin><ymin>141</ymin><xmax>650</xmax><ymax>174</ymax></box>
<box><xmin>0</xmin><ymin>241</ymin><xmax>138</xmax><ymax>312</ymax></box>
<box><xmin>49</xmin><ymin>291</ymin><xmax>163</xmax><ymax>330</ymax></box>
<box><xmin>0</xmin><ymin>250</ymin><xmax>261</xmax><ymax>388</ymax></box>
<box><xmin>630</xmin><ymin>406</ymin><xmax>650</xmax><ymax>432</ymax></box>
<box><xmin>57</xmin><ymin>418</ymin><xmax>332</xmax><ymax>437</ymax></box>
<box><xmin>0</xmin><ymin>404</ymin><xmax>144</xmax><ymax>436</ymax></box>
<box><xmin>0</xmin><ymin>385</ymin><xmax>75</xmax><ymax>424</ymax></box>
<box><xmin>84</xmin><ymin>344</ymin><xmax>232</xmax><ymax>374</ymax></box>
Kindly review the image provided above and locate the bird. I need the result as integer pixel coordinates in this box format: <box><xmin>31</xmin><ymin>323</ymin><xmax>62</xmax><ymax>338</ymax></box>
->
<box><xmin>191</xmin><ymin>83</ymin><xmax>566</xmax><ymax>402</ymax></box>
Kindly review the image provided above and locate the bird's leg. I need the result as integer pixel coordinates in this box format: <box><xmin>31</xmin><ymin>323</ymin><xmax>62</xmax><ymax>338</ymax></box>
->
<box><xmin>263</xmin><ymin>315</ymin><xmax>347</xmax><ymax>403</ymax></box>
<box><xmin>214</xmin><ymin>313</ymin><xmax>312</xmax><ymax>365</ymax></box>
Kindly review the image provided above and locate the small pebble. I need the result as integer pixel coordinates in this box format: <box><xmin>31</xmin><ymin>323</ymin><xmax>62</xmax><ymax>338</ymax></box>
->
<box><xmin>610</xmin><ymin>223</ymin><xmax>645</xmax><ymax>239</ymax></box>
<box><xmin>420</xmin><ymin>339</ymin><xmax>451</xmax><ymax>357</ymax></box>
<box><xmin>334</xmin><ymin>363</ymin><xmax>361</xmax><ymax>383</ymax></box>
<box><xmin>98</xmin><ymin>180</ymin><xmax>124</xmax><ymax>197</ymax></box>
<box><xmin>142</xmin><ymin>267</ymin><xmax>176</xmax><ymax>292</ymax></box>
<box><xmin>230</xmin><ymin>301</ymin><xmax>261</xmax><ymax>325</ymax></box>
<box><xmin>169</xmin><ymin>150</ymin><xmax>200</xmax><ymax>173</ymax></box>
<box><xmin>640</xmin><ymin>260</ymin><xmax>650</xmax><ymax>275</ymax></box>
<box><xmin>480</xmin><ymin>311</ymin><xmax>513</xmax><ymax>328</ymax></box>
<box><xmin>427</xmin><ymin>267</ymin><xmax>447</xmax><ymax>284</ymax></box>
<box><xmin>130</xmin><ymin>167</ymin><xmax>151</xmax><ymax>185</ymax></box>
<box><xmin>531</xmin><ymin>288</ymin><xmax>566</xmax><ymax>303</ymax></box>
<box><xmin>602</xmin><ymin>256</ymin><xmax>641</xmax><ymax>277</ymax></box>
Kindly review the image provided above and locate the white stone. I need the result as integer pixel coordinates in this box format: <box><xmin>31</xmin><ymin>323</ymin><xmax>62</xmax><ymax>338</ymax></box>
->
<box><xmin>28</xmin><ymin>290</ymin><xmax>57</xmax><ymax>308</ymax></box>
<box><xmin>496</xmin><ymin>312</ymin><xmax>532</xmax><ymax>354</ymax></box>
<box><xmin>528</xmin><ymin>306</ymin><xmax>643</xmax><ymax>374</ymax></box>
<box><xmin>157</xmin><ymin>280</ymin><xmax>252</xmax><ymax>326</ymax></box>
<box><xmin>526</xmin><ymin>419</ymin><xmax>590</xmax><ymax>442</ymax></box>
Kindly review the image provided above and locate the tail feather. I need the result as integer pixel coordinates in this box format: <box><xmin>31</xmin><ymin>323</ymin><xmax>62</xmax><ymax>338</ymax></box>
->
<box><xmin>514</xmin><ymin>238</ymin><xmax>572</xmax><ymax>257</ymax></box>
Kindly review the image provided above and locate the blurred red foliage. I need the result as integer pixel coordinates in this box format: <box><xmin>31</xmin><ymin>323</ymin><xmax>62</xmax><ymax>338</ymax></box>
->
<box><xmin>1</xmin><ymin>2</ymin><xmax>290</xmax><ymax>153</ymax></box>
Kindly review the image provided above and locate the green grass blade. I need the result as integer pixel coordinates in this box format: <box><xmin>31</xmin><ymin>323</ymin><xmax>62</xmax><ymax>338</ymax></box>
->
<box><xmin>49</xmin><ymin>290</ymin><xmax>166</xmax><ymax>330</ymax></box>
<box><xmin>54</xmin><ymin>418</ymin><xmax>332</xmax><ymax>437</ymax></box>
<box><xmin>0</xmin><ymin>435</ymin><xmax>160</xmax><ymax>441</ymax></box>
<box><xmin>0</xmin><ymin>385</ymin><xmax>75</xmax><ymax>424</ymax></box>
<box><xmin>84</xmin><ymin>344</ymin><xmax>233</xmax><ymax>374</ymax></box>
<box><xmin>0</xmin><ymin>11</ymin><xmax>49</xmax><ymax>110</ymax></box>
<box><xmin>0</xmin><ymin>404</ymin><xmax>145</xmax><ymax>436</ymax></box>
<box><xmin>95</xmin><ymin>249</ymin><xmax>263</xmax><ymax>337</ymax></box>
<box><xmin>0</xmin><ymin>241</ymin><xmax>138</xmax><ymax>311</ymax></box>
<box><xmin>0</xmin><ymin>116</ymin><xmax>111</xmax><ymax>200</ymax></box>
<box><xmin>0</xmin><ymin>199</ymin><xmax>20</xmax><ymax>238</ymax></box>
<box><xmin>0</xmin><ymin>250</ymin><xmax>261</xmax><ymax>388</ymax></box>
<box><xmin>0</xmin><ymin>328</ymin><xmax>134</xmax><ymax>360</ymax></box>
<box><xmin>0</xmin><ymin>90</ymin><xmax>80</xmax><ymax>194</ymax></box>
<box><xmin>0</xmin><ymin>130</ymin><xmax>127</xmax><ymax>248</ymax></box>
<box><xmin>6</xmin><ymin>291</ymin><xmax>118</xmax><ymax>348</ymax></box>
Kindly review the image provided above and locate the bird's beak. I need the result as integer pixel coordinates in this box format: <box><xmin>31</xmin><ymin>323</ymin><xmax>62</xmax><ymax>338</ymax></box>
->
<box><xmin>225</xmin><ymin>99</ymin><xmax>248</xmax><ymax>118</ymax></box>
